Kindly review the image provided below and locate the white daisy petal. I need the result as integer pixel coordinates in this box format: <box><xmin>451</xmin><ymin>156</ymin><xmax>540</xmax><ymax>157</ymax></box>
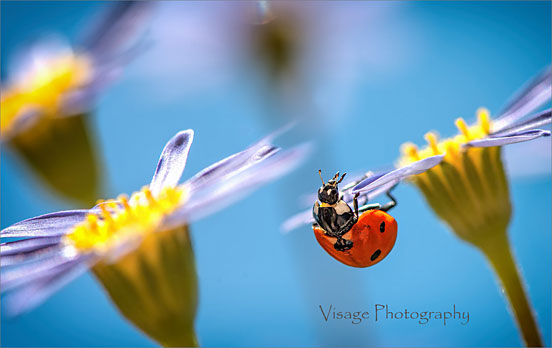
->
<box><xmin>167</xmin><ymin>143</ymin><xmax>311</xmax><ymax>226</ymax></box>
<box><xmin>465</xmin><ymin>130</ymin><xmax>550</xmax><ymax>148</ymax></box>
<box><xmin>150</xmin><ymin>129</ymin><xmax>194</xmax><ymax>195</ymax></box>
<box><xmin>491</xmin><ymin>109</ymin><xmax>551</xmax><ymax>138</ymax></box>
<box><xmin>1</xmin><ymin>237</ymin><xmax>62</xmax><ymax>257</ymax></box>
<box><xmin>4</xmin><ymin>258</ymin><xmax>91</xmax><ymax>316</ymax></box>
<box><xmin>352</xmin><ymin>155</ymin><xmax>444</xmax><ymax>194</ymax></box>
<box><xmin>1</xmin><ymin>210</ymin><xmax>90</xmax><ymax>238</ymax></box>
<box><xmin>493</xmin><ymin>66</ymin><xmax>551</xmax><ymax>132</ymax></box>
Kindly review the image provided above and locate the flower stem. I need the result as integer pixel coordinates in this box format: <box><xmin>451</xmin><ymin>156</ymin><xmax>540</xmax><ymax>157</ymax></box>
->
<box><xmin>479</xmin><ymin>229</ymin><xmax>543</xmax><ymax>347</ymax></box>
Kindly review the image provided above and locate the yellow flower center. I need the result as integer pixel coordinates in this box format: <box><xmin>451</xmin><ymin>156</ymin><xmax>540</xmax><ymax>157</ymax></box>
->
<box><xmin>64</xmin><ymin>186</ymin><xmax>188</xmax><ymax>253</ymax></box>
<box><xmin>1</xmin><ymin>52</ymin><xmax>93</xmax><ymax>135</ymax></box>
<box><xmin>397</xmin><ymin>107</ymin><xmax>511</xmax><ymax>245</ymax></box>
<box><xmin>399</xmin><ymin>108</ymin><xmax>492</xmax><ymax>166</ymax></box>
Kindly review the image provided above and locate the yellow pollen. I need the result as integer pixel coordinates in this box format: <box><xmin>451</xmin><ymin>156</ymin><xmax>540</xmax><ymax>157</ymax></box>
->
<box><xmin>445</xmin><ymin>140</ymin><xmax>459</xmax><ymax>159</ymax></box>
<box><xmin>64</xmin><ymin>185</ymin><xmax>188</xmax><ymax>253</ymax></box>
<box><xmin>424</xmin><ymin>132</ymin><xmax>440</xmax><ymax>155</ymax></box>
<box><xmin>118</xmin><ymin>194</ymin><xmax>131</xmax><ymax>211</ymax></box>
<box><xmin>477</xmin><ymin>108</ymin><xmax>491</xmax><ymax>134</ymax></box>
<box><xmin>143</xmin><ymin>186</ymin><xmax>156</xmax><ymax>205</ymax></box>
<box><xmin>100</xmin><ymin>204</ymin><xmax>113</xmax><ymax>223</ymax></box>
<box><xmin>86</xmin><ymin>214</ymin><xmax>99</xmax><ymax>231</ymax></box>
<box><xmin>399</xmin><ymin>108</ymin><xmax>495</xmax><ymax>167</ymax></box>
<box><xmin>455</xmin><ymin>118</ymin><xmax>471</xmax><ymax>140</ymax></box>
<box><xmin>1</xmin><ymin>52</ymin><xmax>93</xmax><ymax>135</ymax></box>
<box><xmin>401</xmin><ymin>143</ymin><xmax>420</xmax><ymax>161</ymax></box>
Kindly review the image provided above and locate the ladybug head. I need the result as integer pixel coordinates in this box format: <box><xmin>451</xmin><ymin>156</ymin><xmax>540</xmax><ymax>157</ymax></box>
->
<box><xmin>318</xmin><ymin>170</ymin><xmax>346</xmax><ymax>204</ymax></box>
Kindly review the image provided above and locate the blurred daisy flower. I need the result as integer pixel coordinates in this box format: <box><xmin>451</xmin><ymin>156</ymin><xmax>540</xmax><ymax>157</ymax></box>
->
<box><xmin>1</xmin><ymin>129</ymin><xmax>309</xmax><ymax>346</ymax></box>
<box><xmin>250</xmin><ymin>1</ymin><xmax>408</xmax><ymax>122</ymax></box>
<box><xmin>132</xmin><ymin>1</ymin><xmax>404</xmax><ymax>127</ymax></box>
<box><xmin>1</xmin><ymin>1</ymin><xmax>153</xmax><ymax>204</ymax></box>
<box><xmin>353</xmin><ymin>67</ymin><xmax>550</xmax><ymax>347</ymax></box>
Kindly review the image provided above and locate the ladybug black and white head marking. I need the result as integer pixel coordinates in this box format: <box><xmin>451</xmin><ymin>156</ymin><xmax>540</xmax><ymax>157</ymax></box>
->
<box><xmin>317</xmin><ymin>170</ymin><xmax>346</xmax><ymax>205</ymax></box>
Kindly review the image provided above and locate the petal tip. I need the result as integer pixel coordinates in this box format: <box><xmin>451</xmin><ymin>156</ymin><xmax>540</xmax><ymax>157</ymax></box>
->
<box><xmin>174</xmin><ymin>129</ymin><xmax>194</xmax><ymax>143</ymax></box>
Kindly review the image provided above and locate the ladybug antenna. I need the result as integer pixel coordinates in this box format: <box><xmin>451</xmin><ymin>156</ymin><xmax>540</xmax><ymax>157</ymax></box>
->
<box><xmin>333</xmin><ymin>172</ymin><xmax>340</xmax><ymax>181</ymax></box>
<box><xmin>318</xmin><ymin>169</ymin><xmax>325</xmax><ymax>185</ymax></box>
<box><xmin>337</xmin><ymin>172</ymin><xmax>347</xmax><ymax>184</ymax></box>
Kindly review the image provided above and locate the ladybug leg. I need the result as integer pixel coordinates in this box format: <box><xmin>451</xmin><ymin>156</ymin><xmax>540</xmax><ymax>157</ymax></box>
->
<box><xmin>380</xmin><ymin>190</ymin><xmax>398</xmax><ymax>212</ymax></box>
<box><xmin>353</xmin><ymin>192</ymin><xmax>360</xmax><ymax>219</ymax></box>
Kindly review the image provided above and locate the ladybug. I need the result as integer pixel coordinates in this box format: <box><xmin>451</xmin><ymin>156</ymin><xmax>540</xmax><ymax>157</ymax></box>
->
<box><xmin>312</xmin><ymin>170</ymin><xmax>398</xmax><ymax>268</ymax></box>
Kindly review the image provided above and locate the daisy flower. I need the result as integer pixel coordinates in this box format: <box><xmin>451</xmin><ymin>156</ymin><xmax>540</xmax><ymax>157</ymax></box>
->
<box><xmin>1</xmin><ymin>1</ymin><xmax>152</xmax><ymax>139</ymax></box>
<box><xmin>353</xmin><ymin>67</ymin><xmax>551</xmax><ymax>347</ymax></box>
<box><xmin>283</xmin><ymin>67</ymin><xmax>549</xmax><ymax>347</ymax></box>
<box><xmin>1</xmin><ymin>129</ymin><xmax>309</xmax><ymax>347</ymax></box>
<box><xmin>1</xmin><ymin>1</ymin><xmax>153</xmax><ymax>204</ymax></box>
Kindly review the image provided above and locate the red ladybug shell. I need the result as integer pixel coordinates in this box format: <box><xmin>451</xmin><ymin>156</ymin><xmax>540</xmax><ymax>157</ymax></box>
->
<box><xmin>313</xmin><ymin>209</ymin><xmax>398</xmax><ymax>268</ymax></box>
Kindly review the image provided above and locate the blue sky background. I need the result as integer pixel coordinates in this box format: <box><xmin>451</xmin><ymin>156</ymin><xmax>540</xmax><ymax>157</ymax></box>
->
<box><xmin>1</xmin><ymin>1</ymin><xmax>550</xmax><ymax>347</ymax></box>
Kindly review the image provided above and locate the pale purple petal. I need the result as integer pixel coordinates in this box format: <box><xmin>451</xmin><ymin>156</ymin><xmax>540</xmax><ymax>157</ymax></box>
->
<box><xmin>491</xmin><ymin>109</ymin><xmax>551</xmax><ymax>137</ymax></box>
<box><xmin>339</xmin><ymin>171</ymin><xmax>394</xmax><ymax>203</ymax></box>
<box><xmin>338</xmin><ymin>171</ymin><xmax>377</xmax><ymax>191</ymax></box>
<box><xmin>165</xmin><ymin>143</ymin><xmax>311</xmax><ymax>226</ymax></box>
<box><xmin>346</xmin><ymin>172</ymin><xmax>386</xmax><ymax>193</ymax></box>
<box><xmin>352</xmin><ymin>155</ymin><xmax>444</xmax><ymax>194</ymax></box>
<box><xmin>150</xmin><ymin>129</ymin><xmax>194</xmax><ymax>195</ymax></box>
<box><xmin>1</xmin><ymin>244</ymin><xmax>67</xmax><ymax>268</ymax></box>
<box><xmin>197</xmin><ymin>145</ymin><xmax>280</xmax><ymax>185</ymax></box>
<box><xmin>347</xmin><ymin>180</ymin><xmax>399</xmax><ymax>205</ymax></box>
<box><xmin>493</xmin><ymin>66</ymin><xmax>552</xmax><ymax>132</ymax></box>
<box><xmin>1</xmin><ymin>210</ymin><xmax>90</xmax><ymax>238</ymax></box>
<box><xmin>3</xmin><ymin>257</ymin><xmax>92</xmax><ymax>316</ymax></box>
<box><xmin>57</xmin><ymin>82</ymin><xmax>104</xmax><ymax>117</ymax></box>
<box><xmin>81</xmin><ymin>1</ymin><xmax>154</xmax><ymax>63</ymax></box>
<box><xmin>187</xmin><ymin>144</ymin><xmax>279</xmax><ymax>193</ymax></box>
<box><xmin>185</xmin><ymin>127</ymin><xmax>287</xmax><ymax>192</ymax></box>
<box><xmin>298</xmin><ymin>192</ymin><xmax>318</xmax><ymax>208</ymax></box>
<box><xmin>464</xmin><ymin>129</ymin><xmax>550</xmax><ymax>148</ymax></box>
<box><xmin>1</xmin><ymin>237</ymin><xmax>61</xmax><ymax>257</ymax></box>
<box><xmin>1</xmin><ymin>253</ymin><xmax>84</xmax><ymax>292</ymax></box>
<box><xmin>281</xmin><ymin>210</ymin><xmax>314</xmax><ymax>234</ymax></box>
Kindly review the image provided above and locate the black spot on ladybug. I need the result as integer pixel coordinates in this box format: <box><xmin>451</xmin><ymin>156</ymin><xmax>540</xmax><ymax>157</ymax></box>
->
<box><xmin>380</xmin><ymin>221</ymin><xmax>385</xmax><ymax>233</ymax></box>
<box><xmin>370</xmin><ymin>249</ymin><xmax>381</xmax><ymax>261</ymax></box>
